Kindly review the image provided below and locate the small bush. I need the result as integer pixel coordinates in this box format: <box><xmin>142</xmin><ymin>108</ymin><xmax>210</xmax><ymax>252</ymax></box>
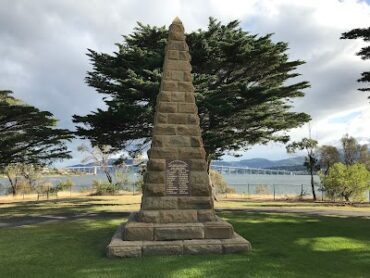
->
<box><xmin>55</xmin><ymin>179</ymin><xmax>74</xmax><ymax>192</ymax></box>
<box><xmin>91</xmin><ymin>180</ymin><xmax>122</xmax><ymax>195</ymax></box>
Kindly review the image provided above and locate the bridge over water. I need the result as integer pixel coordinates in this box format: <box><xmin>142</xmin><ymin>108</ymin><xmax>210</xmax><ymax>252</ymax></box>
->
<box><xmin>65</xmin><ymin>164</ymin><xmax>301</xmax><ymax>176</ymax></box>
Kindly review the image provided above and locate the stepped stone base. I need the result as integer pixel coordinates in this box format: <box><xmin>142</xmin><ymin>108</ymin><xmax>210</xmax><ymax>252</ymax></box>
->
<box><xmin>107</xmin><ymin>223</ymin><xmax>252</xmax><ymax>257</ymax></box>
<box><xmin>123</xmin><ymin>212</ymin><xmax>234</xmax><ymax>241</ymax></box>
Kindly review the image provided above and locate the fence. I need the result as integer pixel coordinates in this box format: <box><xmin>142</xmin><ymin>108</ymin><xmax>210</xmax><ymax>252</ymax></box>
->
<box><xmin>1</xmin><ymin>177</ymin><xmax>370</xmax><ymax>203</ymax></box>
<box><xmin>224</xmin><ymin>183</ymin><xmax>370</xmax><ymax>202</ymax></box>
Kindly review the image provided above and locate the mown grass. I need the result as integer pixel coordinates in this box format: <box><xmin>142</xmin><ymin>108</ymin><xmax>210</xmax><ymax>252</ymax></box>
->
<box><xmin>0</xmin><ymin>211</ymin><xmax>369</xmax><ymax>278</ymax></box>
<box><xmin>1</xmin><ymin>194</ymin><xmax>369</xmax><ymax>219</ymax></box>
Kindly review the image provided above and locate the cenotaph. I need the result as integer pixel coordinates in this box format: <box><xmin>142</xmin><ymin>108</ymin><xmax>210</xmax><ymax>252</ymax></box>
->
<box><xmin>107</xmin><ymin>17</ymin><xmax>251</xmax><ymax>257</ymax></box>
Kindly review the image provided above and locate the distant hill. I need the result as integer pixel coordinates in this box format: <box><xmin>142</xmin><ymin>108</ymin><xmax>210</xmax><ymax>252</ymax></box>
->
<box><xmin>212</xmin><ymin>156</ymin><xmax>306</xmax><ymax>171</ymax></box>
<box><xmin>69</xmin><ymin>158</ymin><xmax>133</xmax><ymax>168</ymax></box>
<box><xmin>69</xmin><ymin>156</ymin><xmax>307</xmax><ymax>171</ymax></box>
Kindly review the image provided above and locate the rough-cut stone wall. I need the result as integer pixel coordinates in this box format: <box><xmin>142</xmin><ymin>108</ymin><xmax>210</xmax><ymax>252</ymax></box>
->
<box><xmin>139</xmin><ymin>17</ymin><xmax>214</xmax><ymax>221</ymax></box>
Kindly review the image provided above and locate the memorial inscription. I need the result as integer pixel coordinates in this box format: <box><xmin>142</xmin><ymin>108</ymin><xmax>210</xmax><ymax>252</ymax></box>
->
<box><xmin>165</xmin><ymin>160</ymin><xmax>191</xmax><ymax>195</ymax></box>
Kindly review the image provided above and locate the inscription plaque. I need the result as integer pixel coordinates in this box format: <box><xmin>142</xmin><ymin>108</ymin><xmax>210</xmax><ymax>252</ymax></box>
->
<box><xmin>165</xmin><ymin>160</ymin><xmax>191</xmax><ymax>195</ymax></box>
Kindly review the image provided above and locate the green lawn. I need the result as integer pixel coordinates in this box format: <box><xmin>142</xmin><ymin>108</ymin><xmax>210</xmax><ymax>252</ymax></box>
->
<box><xmin>0</xmin><ymin>212</ymin><xmax>369</xmax><ymax>278</ymax></box>
<box><xmin>1</xmin><ymin>194</ymin><xmax>369</xmax><ymax>219</ymax></box>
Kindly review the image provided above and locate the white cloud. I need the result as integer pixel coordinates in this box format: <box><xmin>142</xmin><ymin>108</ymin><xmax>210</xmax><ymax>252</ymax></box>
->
<box><xmin>0</xmin><ymin>0</ymin><xmax>369</xmax><ymax>165</ymax></box>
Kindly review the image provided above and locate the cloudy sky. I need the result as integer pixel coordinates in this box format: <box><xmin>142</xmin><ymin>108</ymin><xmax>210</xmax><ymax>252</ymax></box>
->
<box><xmin>1</xmin><ymin>0</ymin><xmax>369</xmax><ymax>166</ymax></box>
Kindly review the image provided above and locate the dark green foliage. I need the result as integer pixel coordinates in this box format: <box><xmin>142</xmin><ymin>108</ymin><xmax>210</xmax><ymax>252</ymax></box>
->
<box><xmin>73</xmin><ymin>18</ymin><xmax>311</xmax><ymax>161</ymax></box>
<box><xmin>0</xmin><ymin>90</ymin><xmax>73</xmax><ymax>168</ymax></box>
<box><xmin>319</xmin><ymin>145</ymin><xmax>340</xmax><ymax>175</ymax></box>
<box><xmin>341</xmin><ymin>27</ymin><xmax>370</xmax><ymax>97</ymax></box>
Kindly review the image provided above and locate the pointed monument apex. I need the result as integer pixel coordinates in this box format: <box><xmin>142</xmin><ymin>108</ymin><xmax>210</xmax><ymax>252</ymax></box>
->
<box><xmin>172</xmin><ymin>16</ymin><xmax>182</xmax><ymax>24</ymax></box>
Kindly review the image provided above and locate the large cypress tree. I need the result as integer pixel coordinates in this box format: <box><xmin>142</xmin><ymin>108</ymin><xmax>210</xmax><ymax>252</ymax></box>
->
<box><xmin>73</xmin><ymin>18</ymin><xmax>311</xmax><ymax>164</ymax></box>
<box><xmin>0</xmin><ymin>90</ymin><xmax>73</xmax><ymax>168</ymax></box>
<box><xmin>341</xmin><ymin>27</ymin><xmax>370</xmax><ymax>99</ymax></box>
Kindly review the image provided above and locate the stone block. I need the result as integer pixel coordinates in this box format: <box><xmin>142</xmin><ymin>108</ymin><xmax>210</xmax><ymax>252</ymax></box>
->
<box><xmin>197</xmin><ymin>210</ymin><xmax>216</xmax><ymax>222</ymax></box>
<box><xmin>162</xmin><ymin>71</ymin><xmax>171</xmax><ymax>80</ymax></box>
<box><xmin>157</xmin><ymin>103</ymin><xmax>177</xmax><ymax>113</ymax></box>
<box><xmin>167</xmin><ymin>40</ymin><xmax>188</xmax><ymax>51</ymax></box>
<box><xmin>168</xmin><ymin>24</ymin><xmax>185</xmax><ymax>41</ymax></box>
<box><xmin>185</xmin><ymin>92</ymin><xmax>195</xmax><ymax>103</ymax></box>
<box><xmin>158</xmin><ymin>91</ymin><xmax>171</xmax><ymax>102</ymax></box>
<box><xmin>167</xmin><ymin>135</ymin><xmax>191</xmax><ymax>147</ymax></box>
<box><xmin>221</xmin><ymin>233</ymin><xmax>252</xmax><ymax>253</ymax></box>
<box><xmin>155</xmin><ymin>113</ymin><xmax>167</xmax><ymax>124</ymax></box>
<box><xmin>178</xmin><ymin>147</ymin><xmax>205</xmax><ymax>159</ymax></box>
<box><xmin>178</xmin><ymin>103</ymin><xmax>197</xmax><ymax>113</ymax></box>
<box><xmin>107</xmin><ymin>244</ymin><xmax>142</xmax><ymax>257</ymax></box>
<box><xmin>190</xmin><ymin>159</ymin><xmax>208</xmax><ymax>171</ymax></box>
<box><xmin>137</xmin><ymin>210</ymin><xmax>160</xmax><ymax>223</ymax></box>
<box><xmin>183</xmin><ymin>239</ymin><xmax>222</xmax><ymax>255</ymax></box>
<box><xmin>145</xmin><ymin>183</ymin><xmax>165</xmax><ymax>196</ymax></box>
<box><xmin>190</xmin><ymin>171</ymin><xmax>209</xmax><ymax>185</ymax></box>
<box><xmin>165</xmin><ymin>59</ymin><xmax>192</xmax><ymax>71</ymax></box>
<box><xmin>143</xmin><ymin>241</ymin><xmax>183</xmax><ymax>256</ymax></box>
<box><xmin>124</xmin><ymin>222</ymin><xmax>154</xmax><ymax>241</ymax></box>
<box><xmin>177</xmin><ymin>126</ymin><xmax>200</xmax><ymax>136</ymax></box>
<box><xmin>187</xmin><ymin>114</ymin><xmax>198</xmax><ymax>125</ymax></box>
<box><xmin>162</xmin><ymin>80</ymin><xmax>178</xmax><ymax>91</ymax></box>
<box><xmin>147</xmin><ymin>159</ymin><xmax>166</xmax><ymax>171</ymax></box>
<box><xmin>142</xmin><ymin>197</ymin><xmax>178</xmax><ymax>210</ymax></box>
<box><xmin>171</xmin><ymin>91</ymin><xmax>186</xmax><ymax>102</ymax></box>
<box><xmin>178</xmin><ymin>197</ymin><xmax>213</xmax><ymax>209</ymax></box>
<box><xmin>151</xmin><ymin>135</ymin><xmax>165</xmax><ymax>147</ymax></box>
<box><xmin>179</xmin><ymin>51</ymin><xmax>190</xmax><ymax>61</ymax></box>
<box><xmin>171</xmin><ymin>71</ymin><xmax>184</xmax><ymax>81</ymax></box>
<box><xmin>167</xmin><ymin>50</ymin><xmax>179</xmax><ymax>60</ymax></box>
<box><xmin>146</xmin><ymin>171</ymin><xmax>165</xmax><ymax>184</ymax></box>
<box><xmin>178</xmin><ymin>81</ymin><xmax>194</xmax><ymax>92</ymax></box>
<box><xmin>152</xmin><ymin>125</ymin><xmax>176</xmax><ymax>135</ymax></box>
<box><xmin>168</xmin><ymin>113</ymin><xmax>188</xmax><ymax>124</ymax></box>
<box><xmin>159</xmin><ymin>210</ymin><xmax>197</xmax><ymax>223</ymax></box>
<box><xmin>148</xmin><ymin>147</ymin><xmax>177</xmax><ymax>159</ymax></box>
<box><xmin>190</xmin><ymin>136</ymin><xmax>202</xmax><ymax>147</ymax></box>
<box><xmin>191</xmin><ymin>183</ymin><xmax>210</xmax><ymax>196</ymax></box>
<box><xmin>184</xmin><ymin>72</ymin><xmax>192</xmax><ymax>82</ymax></box>
<box><xmin>154</xmin><ymin>223</ymin><xmax>204</xmax><ymax>240</ymax></box>
<box><xmin>204</xmin><ymin>221</ymin><xmax>234</xmax><ymax>239</ymax></box>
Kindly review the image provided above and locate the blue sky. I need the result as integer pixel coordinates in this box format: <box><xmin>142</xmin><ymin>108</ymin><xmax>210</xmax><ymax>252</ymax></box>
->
<box><xmin>0</xmin><ymin>0</ymin><xmax>369</xmax><ymax>166</ymax></box>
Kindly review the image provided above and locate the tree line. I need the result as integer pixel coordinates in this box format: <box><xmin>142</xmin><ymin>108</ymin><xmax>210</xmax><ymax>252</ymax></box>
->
<box><xmin>287</xmin><ymin>134</ymin><xmax>370</xmax><ymax>202</ymax></box>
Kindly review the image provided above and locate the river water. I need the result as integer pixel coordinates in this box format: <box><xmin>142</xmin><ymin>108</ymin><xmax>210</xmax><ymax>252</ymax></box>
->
<box><xmin>0</xmin><ymin>172</ymin><xmax>320</xmax><ymax>197</ymax></box>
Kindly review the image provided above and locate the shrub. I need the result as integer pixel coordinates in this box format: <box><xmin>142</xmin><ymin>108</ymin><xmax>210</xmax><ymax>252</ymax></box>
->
<box><xmin>91</xmin><ymin>180</ymin><xmax>123</xmax><ymax>195</ymax></box>
<box><xmin>55</xmin><ymin>179</ymin><xmax>74</xmax><ymax>192</ymax></box>
<box><xmin>320</xmin><ymin>163</ymin><xmax>370</xmax><ymax>202</ymax></box>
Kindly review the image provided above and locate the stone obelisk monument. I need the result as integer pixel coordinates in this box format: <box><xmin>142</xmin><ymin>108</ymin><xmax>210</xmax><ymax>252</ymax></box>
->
<box><xmin>107</xmin><ymin>17</ymin><xmax>251</xmax><ymax>257</ymax></box>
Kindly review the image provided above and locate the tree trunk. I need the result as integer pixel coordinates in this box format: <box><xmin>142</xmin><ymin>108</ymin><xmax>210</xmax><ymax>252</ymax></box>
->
<box><xmin>104</xmin><ymin>170</ymin><xmax>113</xmax><ymax>184</ymax></box>
<box><xmin>310</xmin><ymin>168</ymin><xmax>317</xmax><ymax>201</ymax></box>
<box><xmin>6</xmin><ymin>174</ymin><xmax>16</xmax><ymax>196</ymax></box>
<box><xmin>206</xmin><ymin>155</ymin><xmax>218</xmax><ymax>201</ymax></box>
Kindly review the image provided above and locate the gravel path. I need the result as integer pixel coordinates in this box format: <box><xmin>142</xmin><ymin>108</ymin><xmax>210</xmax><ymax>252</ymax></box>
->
<box><xmin>0</xmin><ymin>211</ymin><xmax>130</xmax><ymax>228</ymax></box>
<box><xmin>1</xmin><ymin>207</ymin><xmax>369</xmax><ymax>228</ymax></box>
<box><xmin>216</xmin><ymin>207</ymin><xmax>370</xmax><ymax>218</ymax></box>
